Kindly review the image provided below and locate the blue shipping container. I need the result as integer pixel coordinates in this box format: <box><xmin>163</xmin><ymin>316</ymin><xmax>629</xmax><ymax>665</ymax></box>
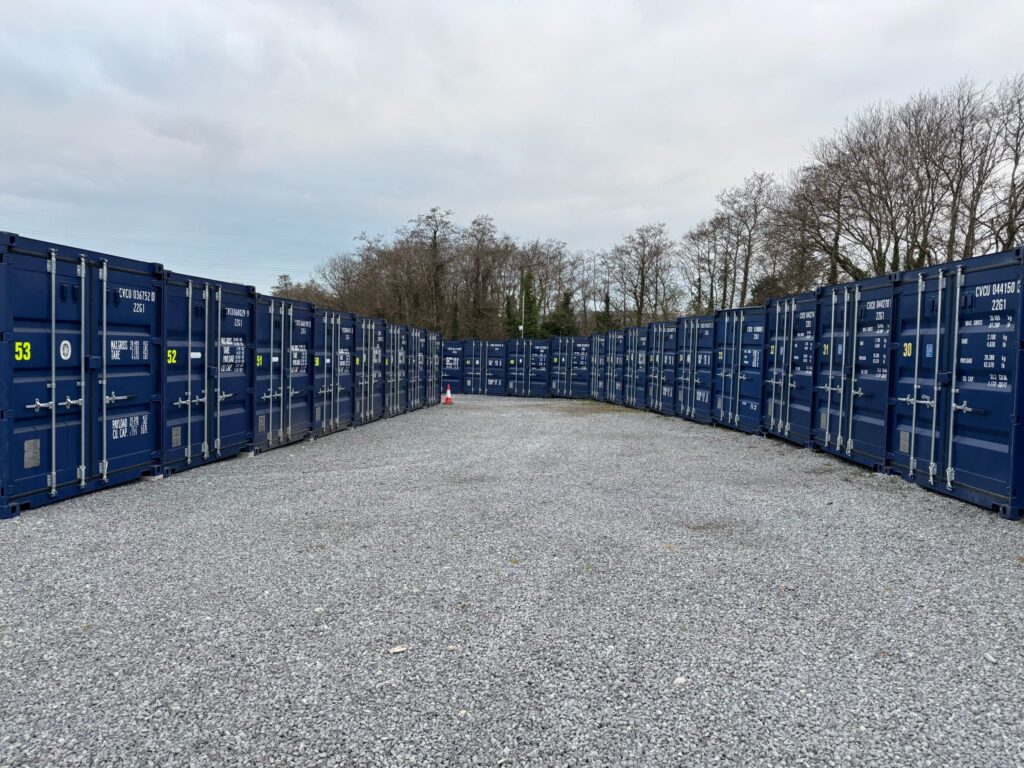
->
<box><xmin>506</xmin><ymin>338</ymin><xmax>550</xmax><ymax>397</ymax></box>
<box><xmin>354</xmin><ymin>317</ymin><xmax>385</xmax><ymax>425</ymax></box>
<box><xmin>675</xmin><ymin>316</ymin><xmax>714</xmax><ymax>424</ymax></box>
<box><xmin>646</xmin><ymin>321</ymin><xmax>677</xmax><ymax>416</ymax></box>
<box><xmin>622</xmin><ymin>327</ymin><xmax>647</xmax><ymax>409</ymax></box>
<box><xmin>383</xmin><ymin>323</ymin><xmax>407</xmax><ymax>417</ymax></box>
<box><xmin>442</xmin><ymin>340</ymin><xmax>463</xmax><ymax>395</ymax></box>
<box><xmin>550</xmin><ymin>336</ymin><xmax>590</xmax><ymax>398</ymax></box>
<box><xmin>163</xmin><ymin>272</ymin><xmax>256</xmax><ymax>473</ymax></box>
<box><xmin>887</xmin><ymin>251</ymin><xmax>1024</xmax><ymax>517</ymax></box>
<box><xmin>1</xmin><ymin>235</ymin><xmax>164</xmax><ymax>515</ymax></box>
<box><xmin>253</xmin><ymin>297</ymin><xmax>316</xmax><ymax>449</ymax></box>
<box><xmin>812</xmin><ymin>277</ymin><xmax>894</xmax><ymax>468</ymax></box>
<box><xmin>712</xmin><ymin>307</ymin><xmax>766</xmax><ymax>433</ymax></box>
<box><xmin>313</xmin><ymin>310</ymin><xmax>355</xmax><ymax>435</ymax></box>
<box><xmin>462</xmin><ymin>340</ymin><xmax>486</xmax><ymax>394</ymax></box>
<box><xmin>763</xmin><ymin>294</ymin><xmax>816</xmax><ymax>446</ymax></box>
<box><xmin>486</xmin><ymin>340</ymin><xmax>506</xmax><ymax>396</ymax></box>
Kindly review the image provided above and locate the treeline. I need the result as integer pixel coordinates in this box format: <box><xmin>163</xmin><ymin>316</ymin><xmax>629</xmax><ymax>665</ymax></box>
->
<box><xmin>274</xmin><ymin>72</ymin><xmax>1024</xmax><ymax>338</ymax></box>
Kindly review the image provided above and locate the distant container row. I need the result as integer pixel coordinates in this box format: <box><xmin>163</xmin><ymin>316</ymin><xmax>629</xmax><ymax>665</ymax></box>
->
<box><xmin>0</xmin><ymin>233</ymin><xmax>442</xmax><ymax>517</ymax></box>
<box><xmin>444</xmin><ymin>247</ymin><xmax>1024</xmax><ymax>520</ymax></box>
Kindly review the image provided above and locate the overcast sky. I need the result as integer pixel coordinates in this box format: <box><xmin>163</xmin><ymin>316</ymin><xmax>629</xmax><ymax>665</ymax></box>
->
<box><xmin>2</xmin><ymin>0</ymin><xmax>1022</xmax><ymax>291</ymax></box>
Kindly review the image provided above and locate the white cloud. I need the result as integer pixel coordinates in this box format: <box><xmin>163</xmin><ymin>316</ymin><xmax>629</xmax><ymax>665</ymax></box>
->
<box><xmin>1</xmin><ymin>0</ymin><xmax>1022</xmax><ymax>289</ymax></box>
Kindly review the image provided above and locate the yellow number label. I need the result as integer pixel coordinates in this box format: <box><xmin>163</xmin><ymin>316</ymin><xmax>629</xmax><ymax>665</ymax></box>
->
<box><xmin>256</xmin><ymin>354</ymin><xmax>264</xmax><ymax>367</ymax></box>
<box><xmin>14</xmin><ymin>341</ymin><xmax>31</xmax><ymax>361</ymax></box>
<box><xmin>315</xmin><ymin>356</ymin><xmax>320</xmax><ymax>367</ymax></box>
<box><xmin>822</xmin><ymin>343</ymin><xmax>829</xmax><ymax>356</ymax></box>
<box><xmin>167</xmin><ymin>349</ymin><xmax>177</xmax><ymax>364</ymax></box>
<box><xmin>902</xmin><ymin>342</ymin><xmax>913</xmax><ymax>358</ymax></box>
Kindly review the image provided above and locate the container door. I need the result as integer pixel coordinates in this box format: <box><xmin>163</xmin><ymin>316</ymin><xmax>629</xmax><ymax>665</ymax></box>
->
<box><xmin>714</xmin><ymin>311</ymin><xmax>739</xmax><ymax>426</ymax></box>
<box><xmin>646</xmin><ymin>326</ymin><xmax>659</xmax><ymax>409</ymax></box>
<box><xmin>164</xmin><ymin>278</ymin><xmax>210</xmax><ymax>468</ymax></box>
<box><xmin>486</xmin><ymin>341</ymin><xmax>505</xmax><ymax>395</ymax></box>
<box><xmin>734</xmin><ymin>310</ymin><xmax>765</xmax><ymax>433</ymax></box>
<box><xmin>693</xmin><ymin>318</ymin><xmax>714</xmax><ymax>423</ymax></box>
<box><xmin>846</xmin><ymin>282</ymin><xmax>893</xmax><ymax>465</ymax></box>
<box><xmin>650</xmin><ymin>324</ymin><xmax>675</xmax><ymax>415</ymax></box>
<box><xmin>530</xmin><ymin>340</ymin><xmax>546</xmax><ymax>397</ymax></box>
<box><xmin>942</xmin><ymin>265</ymin><xmax>1017</xmax><ymax>502</ymax></box>
<box><xmin>88</xmin><ymin>259</ymin><xmax>162</xmax><ymax>486</ymax></box>
<box><xmin>442</xmin><ymin>341</ymin><xmax>462</xmax><ymax>395</ymax></box>
<box><xmin>891</xmin><ymin>270</ymin><xmax>950</xmax><ymax>482</ymax></box>
<box><xmin>572</xmin><ymin>337</ymin><xmax>589</xmax><ymax>398</ymax></box>
<box><xmin>285</xmin><ymin>304</ymin><xmax>313</xmax><ymax>440</ymax></box>
<box><xmin>337</xmin><ymin>315</ymin><xmax>354</xmax><ymax>427</ymax></box>
<box><xmin>5</xmin><ymin>250</ymin><xmax>85</xmax><ymax>504</ymax></box>
<box><xmin>675</xmin><ymin>319</ymin><xmax>690</xmax><ymax>417</ymax></box>
<box><xmin>354</xmin><ymin>318</ymin><xmax>371</xmax><ymax>424</ymax></box>
<box><xmin>5</xmin><ymin>251</ymin><xmax>159</xmax><ymax>507</ymax></box>
<box><xmin>213</xmin><ymin>285</ymin><xmax>253</xmax><ymax>454</ymax></box>
<box><xmin>314</xmin><ymin>311</ymin><xmax>334</xmax><ymax>434</ymax></box>
<box><xmin>622</xmin><ymin>331</ymin><xmax>632</xmax><ymax>406</ymax></box>
<box><xmin>398</xmin><ymin>328</ymin><xmax>409</xmax><ymax>412</ymax></box>
<box><xmin>372</xmin><ymin>322</ymin><xmax>385</xmax><ymax>417</ymax></box>
<box><xmin>785</xmin><ymin>298</ymin><xmax>817</xmax><ymax>444</ymax></box>
<box><xmin>636</xmin><ymin>331</ymin><xmax>648</xmax><ymax>409</ymax></box>
<box><xmin>765</xmin><ymin>301</ymin><xmax>787</xmax><ymax>437</ymax></box>
<box><xmin>253</xmin><ymin>299</ymin><xmax>282</xmax><ymax>446</ymax></box>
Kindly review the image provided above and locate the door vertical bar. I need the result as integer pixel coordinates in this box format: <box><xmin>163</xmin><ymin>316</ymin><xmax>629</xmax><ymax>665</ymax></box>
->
<box><xmin>78</xmin><ymin>255</ymin><xmax>87</xmax><ymax>487</ymax></box>
<box><xmin>48</xmin><ymin>250</ymin><xmax>57</xmax><ymax>496</ymax></box>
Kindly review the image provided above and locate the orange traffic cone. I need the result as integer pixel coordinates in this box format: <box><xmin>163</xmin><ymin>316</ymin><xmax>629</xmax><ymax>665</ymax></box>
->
<box><xmin>442</xmin><ymin>385</ymin><xmax>454</xmax><ymax>405</ymax></box>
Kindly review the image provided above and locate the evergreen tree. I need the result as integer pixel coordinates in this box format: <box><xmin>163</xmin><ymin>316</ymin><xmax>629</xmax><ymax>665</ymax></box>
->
<box><xmin>521</xmin><ymin>270</ymin><xmax>540</xmax><ymax>338</ymax></box>
<box><xmin>503</xmin><ymin>294</ymin><xmax>519</xmax><ymax>338</ymax></box>
<box><xmin>594</xmin><ymin>290</ymin><xmax>613</xmax><ymax>332</ymax></box>
<box><xmin>541</xmin><ymin>290</ymin><xmax>578</xmax><ymax>336</ymax></box>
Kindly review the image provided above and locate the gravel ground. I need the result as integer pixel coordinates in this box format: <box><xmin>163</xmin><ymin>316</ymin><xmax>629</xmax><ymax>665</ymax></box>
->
<box><xmin>2</xmin><ymin>396</ymin><xmax>1024</xmax><ymax>767</ymax></box>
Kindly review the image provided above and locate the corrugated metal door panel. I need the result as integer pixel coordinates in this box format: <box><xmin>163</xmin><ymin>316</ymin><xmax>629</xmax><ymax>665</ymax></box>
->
<box><xmin>462</xmin><ymin>340</ymin><xmax>485</xmax><ymax>394</ymax></box>
<box><xmin>284</xmin><ymin>301</ymin><xmax>315</xmax><ymax>440</ymax></box>
<box><xmin>398</xmin><ymin>326</ymin><xmax>409</xmax><ymax>413</ymax></box>
<box><xmin>646</xmin><ymin>322</ymin><xmax>676</xmax><ymax>416</ymax></box>
<box><xmin>425</xmin><ymin>332</ymin><xmax>441</xmax><ymax>405</ymax></box>
<box><xmin>606</xmin><ymin>331</ymin><xmax>624</xmax><ymax>404</ymax></box>
<box><xmin>571</xmin><ymin>336</ymin><xmax>591</xmax><ymax>399</ymax></box>
<box><xmin>353</xmin><ymin>316</ymin><xmax>384</xmax><ymax>425</ymax></box>
<box><xmin>337</xmin><ymin>314</ymin><xmax>355</xmax><ymax>425</ymax></box>
<box><xmin>952</xmin><ymin>261</ymin><xmax>1020</xmax><ymax>507</ymax></box>
<box><xmin>549</xmin><ymin>337</ymin><xmax>566</xmax><ymax>397</ymax></box>
<box><xmin>622</xmin><ymin>327</ymin><xmax>647</xmax><ymax>409</ymax></box>
<box><xmin>530</xmin><ymin>340</ymin><xmax>550</xmax><ymax>397</ymax></box>
<box><xmin>213</xmin><ymin>283</ymin><xmax>255</xmax><ymax>455</ymax></box>
<box><xmin>253</xmin><ymin>297</ymin><xmax>280</xmax><ymax>446</ymax></box>
<box><xmin>486</xmin><ymin>340</ymin><xmax>506</xmax><ymax>396</ymax></box>
<box><xmin>764</xmin><ymin>294</ymin><xmax>816</xmax><ymax>445</ymax></box>
<box><xmin>312</xmin><ymin>310</ymin><xmax>354</xmax><ymax>435</ymax></box>
<box><xmin>590</xmin><ymin>334</ymin><xmax>606</xmax><ymax>401</ymax></box>
<box><xmin>442</xmin><ymin>340</ymin><xmax>463</xmax><ymax>394</ymax></box>
<box><xmin>694</xmin><ymin>317</ymin><xmax>715</xmax><ymax>424</ymax></box>
<box><xmin>712</xmin><ymin>308</ymin><xmax>764</xmax><ymax>433</ymax></box>
<box><xmin>813</xmin><ymin>277</ymin><xmax>894</xmax><ymax>466</ymax></box>
<box><xmin>890</xmin><ymin>253</ymin><xmax>1023</xmax><ymax>515</ymax></box>
<box><xmin>164</xmin><ymin>274</ymin><xmax>255</xmax><ymax>471</ymax></box>
<box><xmin>506</xmin><ymin>339</ymin><xmax>534</xmax><ymax>397</ymax></box>
<box><xmin>2</xmin><ymin>236</ymin><xmax>163</xmax><ymax>514</ymax></box>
